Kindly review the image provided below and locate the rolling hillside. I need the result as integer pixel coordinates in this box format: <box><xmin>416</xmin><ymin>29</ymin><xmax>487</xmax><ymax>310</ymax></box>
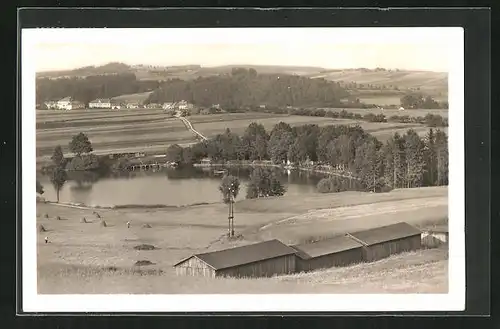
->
<box><xmin>37</xmin><ymin>63</ymin><xmax>448</xmax><ymax>106</ymax></box>
<box><xmin>37</xmin><ymin>63</ymin><xmax>447</xmax><ymax>94</ymax></box>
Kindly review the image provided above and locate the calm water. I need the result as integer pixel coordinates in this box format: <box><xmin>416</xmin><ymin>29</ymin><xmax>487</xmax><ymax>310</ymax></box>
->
<box><xmin>38</xmin><ymin>167</ymin><xmax>326</xmax><ymax>206</ymax></box>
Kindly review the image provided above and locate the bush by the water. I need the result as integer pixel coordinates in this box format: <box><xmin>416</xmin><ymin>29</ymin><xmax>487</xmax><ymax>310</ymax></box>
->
<box><xmin>317</xmin><ymin>176</ymin><xmax>365</xmax><ymax>193</ymax></box>
<box><xmin>66</xmin><ymin>154</ymin><xmax>101</xmax><ymax>171</ymax></box>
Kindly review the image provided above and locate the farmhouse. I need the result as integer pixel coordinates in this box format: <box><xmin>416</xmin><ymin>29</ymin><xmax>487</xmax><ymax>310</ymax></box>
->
<box><xmin>291</xmin><ymin>235</ymin><xmax>364</xmax><ymax>273</ymax></box>
<box><xmin>346</xmin><ymin>222</ymin><xmax>422</xmax><ymax>262</ymax></box>
<box><xmin>56</xmin><ymin>97</ymin><xmax>85</xmax><ymax>110</ymax></box>
<box><xmin>421</xmin><ymin>225</ymin><xmax>448</xmax><ymax>248</ymax></box>
<box><xmin>162</xmin><ymin>102</ymin><xmax>175</xmax><ymax>110</ymax></box>
<box><xmin>174</xmin><ymin>239</ymin><xmax>297</xmax><ymax>278</ymax></box>
<box><xmin>89</xmin><ymin>98</ymin><xmax>112</xmax><ymax>109</ymax></box>
<box><xmin>110</xmin><ymin>101</ymin><xmax>124</xmax><ymax>109</ymax></box>
<box><xmin>177</xmin><ymin>100</ymin><xmax>194</xmax><ymax>110</ymax></box>
<box><xmin>43</xmin><ymin>100</ymin><xmax>58</xmax><ymax>109</ymax></box>
<box><xmin>146</xmin><ymin>103</ymin><xmax>162</xmax><ymax>109</ymax></box>
<box><xmin>126</xmin><ymin>102</ymin><xmax>140</xmax><ymax>109</ymax></box>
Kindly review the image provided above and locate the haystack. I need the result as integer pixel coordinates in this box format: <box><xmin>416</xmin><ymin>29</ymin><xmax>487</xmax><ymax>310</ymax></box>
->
<box><xmin>80</xmin><ymin>217</ymin><xmax>87</xmax><ymax>223</ymax></box>
<box><xmin>134</xmin><ymin>244</ymin><xmax>156</xmax><ymax>251</ymax></box>
<box><xmin>56</xmin><ymin>216</ymin><xmax>62</xmax><ymax>221</ymax></box>
<box><xmin>142</xmin><ymin>223</ymin><xmax>152</xmax><ymax>228</ymax></box>
<box><xmin>93</xmin><ymin>211</ymin><xmax>101</xmax><ymax>219</ymax></box>
<box><xmin>43</xmin><ymin>213</ymin><xmax>49</xmax><ymax>219</ymax></box>
<box><xmin>134</xmin><ymin>260</ymin><xmax>154</xmax><ymax>266</ymax></box>
<box><xmin>37</xmin><ymin>224</ymin><xmax>46</xmax><ymax>232</ymax></box>
<box><xmin>99</xmin><ymin>220</ymin><xmax>107</xmax><ymax>227</ymax></box>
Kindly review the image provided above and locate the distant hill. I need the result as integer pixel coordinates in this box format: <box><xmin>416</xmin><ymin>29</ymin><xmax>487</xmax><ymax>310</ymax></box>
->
<box><xmin>37</xmin><ymin>62</ymin><xmax>133</xmax><ymax>78</ymax></box>
<box><xmin>305</xmin><ymin>68</ymin><xmax>448</xmax><ymax>93</ymax></box>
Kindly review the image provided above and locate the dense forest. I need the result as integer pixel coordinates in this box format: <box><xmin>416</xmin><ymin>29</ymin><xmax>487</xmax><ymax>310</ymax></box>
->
<box><xmin>36</xmin><ymin>73</ymin><xmax>159</xmax><ymax>104</ymax></box>
<box><xmin>146</xmin><ymin>68</ymin><xmax>351</xmax><ymax>108</ymax></box>
<box><xmin>171</xmin><ymin>122</ymin><xmax>448</xmax><ymax>193</ymax></box>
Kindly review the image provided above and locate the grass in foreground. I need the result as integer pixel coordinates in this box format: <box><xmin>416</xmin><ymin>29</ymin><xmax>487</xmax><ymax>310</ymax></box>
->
<box><xmin>38</xmin><ymin>246</ymin><xmax>447</xmax><ymax>294</ymax></box>
<box><xmin>36</xmin><ymin>186</ymin><xmax>448</xmax><ymax>294</ymax></box>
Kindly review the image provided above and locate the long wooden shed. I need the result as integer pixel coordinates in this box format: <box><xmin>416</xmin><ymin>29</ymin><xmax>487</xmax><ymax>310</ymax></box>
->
<box><xmin>173</xmin><ymin>239</ymin><xmax>297</xmax><ymax>278</ymax></box>
<box><xmin>346</xmin><ymin>222</ymin><xmax>422</xmax><ymax>262</ymax></box>
<box><xmin>291</xmin><ymin>235</ymin><xmax>364</xmax><ymax>272</ymax></box>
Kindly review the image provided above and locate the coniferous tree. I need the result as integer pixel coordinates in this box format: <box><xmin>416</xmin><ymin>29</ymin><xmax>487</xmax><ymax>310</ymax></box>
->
<box><xmin>435</xmin><ymin>129</ymin><xmax>449</xmax><ymax>185</ymax></box>
<box><xmin>404</xmin><ymin>130</ymin><xmax>426</xmax><ymax>188</ymax></box>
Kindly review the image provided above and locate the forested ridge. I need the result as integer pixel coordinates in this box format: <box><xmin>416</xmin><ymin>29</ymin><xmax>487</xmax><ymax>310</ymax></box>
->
<box><xmin>147</xmin><ymin>68</ymin><xmax>351</xmax><ymax>108</ymax></box>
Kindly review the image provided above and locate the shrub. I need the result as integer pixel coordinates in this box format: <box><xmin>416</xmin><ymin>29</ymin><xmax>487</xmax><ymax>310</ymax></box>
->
<box><xmin>66</xmin><ymin>154</ymin><xmax>101</xmax><ymax>171</ymax></box>
<box><xmin>134</xmin><ymin>244</ymin><xmax>157</xmax><ymax>250</ymax></box>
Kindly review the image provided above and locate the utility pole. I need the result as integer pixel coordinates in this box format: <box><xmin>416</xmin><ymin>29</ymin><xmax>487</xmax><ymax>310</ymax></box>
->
<box><xmin>228</xmin><ymin>183</ymin><xmax>235</xmax><ymax>237</ymax></box>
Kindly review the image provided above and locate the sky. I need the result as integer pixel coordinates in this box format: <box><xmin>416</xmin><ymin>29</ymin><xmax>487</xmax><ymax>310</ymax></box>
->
<box><xmin>27</xmin><ymin>28</ymin><xmax>460</xmax><ymax>72</ymax></box>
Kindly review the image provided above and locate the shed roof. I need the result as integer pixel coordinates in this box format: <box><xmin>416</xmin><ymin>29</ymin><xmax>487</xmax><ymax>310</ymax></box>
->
<box><xmin>58</xmin><ymin>96</ymin><xmax>72</xmax><ymax>102</ymax></box>
<box><xmin>292</xmin><ymin>235</ymin><xmax>364</xmax><ymax>260</ymax></box>
<box><xmin>174</xmin><ymin>239</ymin><xmax>296</xmax><ymax>270</ymax></box>
<box><xmin>347</xmin><ymin>222</ymin><xmax>422</xmax><ymax>246</ymax></box>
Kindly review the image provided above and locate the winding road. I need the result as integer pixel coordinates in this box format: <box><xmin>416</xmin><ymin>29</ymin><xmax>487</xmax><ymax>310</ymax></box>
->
<box><xmin>175</xmin><ymin>112</ymin><xmax>208</xmax><ymax>142</ymax></box>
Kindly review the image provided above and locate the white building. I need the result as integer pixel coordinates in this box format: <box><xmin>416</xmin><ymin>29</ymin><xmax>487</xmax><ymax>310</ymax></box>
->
<box><xmin>126</xmin><ymin>102</ymin><xmax>140</xmax><ymax>109</ymax></box>
<box><xmin>56</xmin><ymin>97</ymin><xmax>85</xmax><ymax>110</ymax></box>
<box><xmin>146</xmin><ymin>103</ymin><xmax>162</xmax><ymax>109</ymax></box>
<box><xmin>162</xmin><ymin>102</ymin><xmax>175</xmax><ymax>110</ymax></box>
<box><xmin>56</xmin><ymin>97</ymin><xmax>72</xmax><ymax>110</ymax></box>
<box><xmin>177</xmin><ymin>100</ymin><xmax>194</xmax><ymax>110</ymax></box>
<box><xmin>44</xmin><ymin>101</ymin><xmax>58</xmax><ymax>109</ymax></box>
<box><xmin>111</xmin><ymin>102</ymin><xmax>124</xmax><ymax>110</ymax></box>
<box><xmin>89</xmin><ymin>98</ymin><xmax>112</xmax><ymax>109</ymax></box>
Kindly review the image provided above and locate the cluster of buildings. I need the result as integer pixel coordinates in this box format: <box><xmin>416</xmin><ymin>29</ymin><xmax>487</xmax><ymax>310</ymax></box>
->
<box><xmin>43</xmin><ymin>97</ymin><xmax>85</xmax><ymax>110</ymax></box>
<box><xmin>43</xmin><ymin>96</ymin><xmax>197</xmax><ymax>111</ymax></box>
<box><xmin>174</xmin><ymin>222</ymin><xmax>448</xmax><ymax>278</ymax></box>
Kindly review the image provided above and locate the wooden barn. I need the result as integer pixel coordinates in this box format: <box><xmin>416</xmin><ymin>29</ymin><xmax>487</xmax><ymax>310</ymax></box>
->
<box><xmin>346</xmin><ymin>222</ymin><xmax>422</xmax><ymax>262</ymax></box>
<box><xmin>173</xmin><ymin>239</ymin><xmax>297</xmax><ymax>278</ymax></box>
<box><xmin>421</xmin><ymin>225</ymin><xmax>449</xmax><ymax>248</ymax></box>
<box><xmin>291</xmin><ymin>235</ymin><xmax>364</xmax><ymax>272</ymax></box>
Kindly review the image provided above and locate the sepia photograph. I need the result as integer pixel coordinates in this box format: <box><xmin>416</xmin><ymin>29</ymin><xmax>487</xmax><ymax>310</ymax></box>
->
<box><xmin>22</xmin><ymin>27</ymin><xmax>465</xmax><ymax>312</ymax></box>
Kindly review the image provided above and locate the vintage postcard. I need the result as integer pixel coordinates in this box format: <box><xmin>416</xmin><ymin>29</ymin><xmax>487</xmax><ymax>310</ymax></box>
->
<box><xmin>22</xmin><ymin>27</ymin><xmax>464</xmax><ymax>312</ymax></box>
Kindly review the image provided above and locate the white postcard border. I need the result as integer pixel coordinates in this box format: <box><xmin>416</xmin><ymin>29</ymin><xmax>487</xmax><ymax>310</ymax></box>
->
<box><xmin>21</xmin><ymin>27</ymin><xmax>465</xmax><ymax>313</ymax></box>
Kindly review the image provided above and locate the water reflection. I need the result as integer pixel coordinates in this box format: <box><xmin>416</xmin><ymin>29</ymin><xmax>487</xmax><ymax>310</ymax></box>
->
<box><xmin>38</xmin><ymin>167</ymin><xmax>329</xmax><ymax>206</ymax></box>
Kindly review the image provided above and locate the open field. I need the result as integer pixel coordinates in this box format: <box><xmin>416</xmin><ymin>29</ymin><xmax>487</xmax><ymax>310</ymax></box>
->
<box><xmin>36</xmin><ymin>109</ymin><xmax>437</xmax><ymax>159</ymax></box>
<box><xmin>37</xmin><ymin>186</ymin><xmax>448</xmax><ymax>294</ymax></box>
<box><xmin>306</xmin><ymin>69</ymin><xmax>448</xmax><ymax>94</ymax></box>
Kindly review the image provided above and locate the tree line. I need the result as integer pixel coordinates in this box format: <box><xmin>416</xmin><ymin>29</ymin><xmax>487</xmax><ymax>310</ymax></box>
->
<box><xmin>222</xmin><ymin>106</ymin><xmax>448</xmax><ymax>128</ymax></box>
<box><xmin>166</xmin><ymin>121</ymin><xmax>449</xmax><ymax>194</ymax></box>
<box><xmin>400</xmin><ymin>93</ymin><xmax>448</xmax><ymax>109</ymax></box>
<box><xmin>36</xmin><ymin>73</ymin><xmax>159</xmax><ymax>104</ymax></box>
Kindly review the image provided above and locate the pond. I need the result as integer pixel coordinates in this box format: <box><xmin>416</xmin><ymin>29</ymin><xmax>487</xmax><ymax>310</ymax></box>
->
<box><xmin>37</xmin><ymin>167</ymin><xmax>329</xmax><ymax>207</ymax></box>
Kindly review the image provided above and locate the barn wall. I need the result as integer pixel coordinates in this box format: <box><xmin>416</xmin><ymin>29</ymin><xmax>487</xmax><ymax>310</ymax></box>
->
<box><xmin>175</xmin><ymin>257</ymin><xmax>216</xmax><ymax>278</ymax></box>
<box><xmin>296</xmin><ymin>248</ymin><xmax>364</xmax><ymax>272</ymax></box>
<box><xmin>216</xmin><ymin>254</ymin><xmax>296</xmax><ymax>278</ymax></box>
<box><xmin>363</xmin><ymin>235</ymin><xmax>422</xmax><ymax>262</ymax></box>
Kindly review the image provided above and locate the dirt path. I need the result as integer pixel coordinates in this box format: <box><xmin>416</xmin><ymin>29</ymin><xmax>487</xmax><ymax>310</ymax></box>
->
<box><xmin>175</xmin><ymin>112</ymin><xmax>208</xmax><ymax>141</ymax></box>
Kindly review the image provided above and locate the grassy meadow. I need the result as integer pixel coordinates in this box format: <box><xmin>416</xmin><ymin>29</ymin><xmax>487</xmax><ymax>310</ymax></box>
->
<box><xmin>37</xmin><ymin>186</ymin><xmax>448</xmax><ymax>294</ymax></box>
